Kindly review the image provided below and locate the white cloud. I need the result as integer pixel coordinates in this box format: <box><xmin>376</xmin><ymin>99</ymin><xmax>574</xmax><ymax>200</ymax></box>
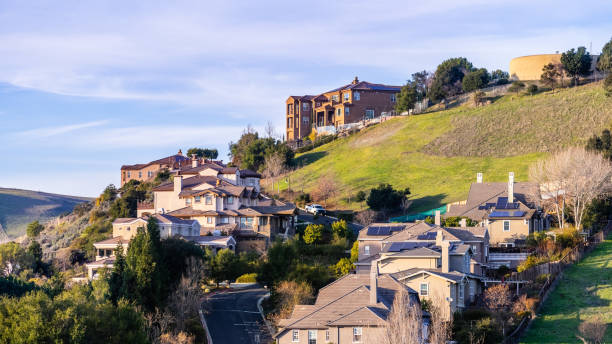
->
<box><xmin>15</xmin><ymin>120</ymin><xmax>108</xmax><ymax>138</ymax></box>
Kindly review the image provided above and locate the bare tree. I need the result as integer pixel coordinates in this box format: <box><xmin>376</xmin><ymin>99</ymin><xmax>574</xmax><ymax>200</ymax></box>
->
<box><xmin>401</xmin><ymin>197</ymin><xmax>413</xmax><ymax>215</ymax></box>
<box><xmin>268</xmin><ymin>281</ymin><xmax>314</xmax><ymax>325</ymax></box>
<box><xmin>530</xmin><ymin>147</ymin><xmax>612</xmax><ymax>230</ymax></box>
<box><xmin>263</xmin><ymin>152</ymin><xmax>286</xmax><ymax>194</ymax></box>
<box><xmin>166</xmin><ymin>257</ymin><xmax>203</xmax><ymax>332</ymax></box>
<box><xmin>312</xmin><ymin>174</ymin><xmax>339</xmax><ymax>207</ymax></box>
<box><xmin>427</xmin><ymin>295</ymin><xmax>452</xmax><ymax>344</ymax></box>
<box><xmin>355</xmin><ymin>210</ymin><xmax>378</xmax><ymax>226</ymax></box>
<box><xmin>375</xmin><ymin>289</ymin><xmax>423</xmax><ymax>344</ymax></box>
<box><xmin>578</xmin><ymin>315</ymin><xmax>607</xmax><ymax>344</ymax></box>
<box><xmin>145</xmin><ymin>309</ymin><xmax>173</xmax><ymax>344</ymax></box>
<box><xmin>484</xmin><ymin>284</ymin><xmax>512</xmax><ymax>337</ymax></box>
<box><xmin>265</xmin><ymin>121</ymin><xmax>276</xmax><ymax>138</ymax></box>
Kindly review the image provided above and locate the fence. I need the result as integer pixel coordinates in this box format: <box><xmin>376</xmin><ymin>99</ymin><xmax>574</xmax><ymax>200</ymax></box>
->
<box><xmin>389</xmin><ymin>205</ymin><xmax>447</xmax><ymax>223</ymax></box>
<box><xmin>505</xmin><ymin>221</ymin><xmax>612</xmax><ymax>343</ymax></box>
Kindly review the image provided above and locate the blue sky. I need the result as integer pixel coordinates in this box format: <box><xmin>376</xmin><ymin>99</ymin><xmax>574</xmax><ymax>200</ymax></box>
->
<box><xmin>1</xmin><ymin>1</ymin><xmax>611</xmax><ymax>197</ymax></box>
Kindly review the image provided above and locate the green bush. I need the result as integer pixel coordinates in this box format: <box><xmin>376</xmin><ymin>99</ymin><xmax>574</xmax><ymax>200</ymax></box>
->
<box><xmin>236</xmin><ymin>273</ymin><xmax>258</xmax><ymax>283</ymax></box>
<box><xmin>604</xmin><ymin>73</ymin><xmax>612</xmax><ymax>97</ymax></box>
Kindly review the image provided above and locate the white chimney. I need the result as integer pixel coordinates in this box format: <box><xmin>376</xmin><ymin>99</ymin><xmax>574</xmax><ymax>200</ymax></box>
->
<box><xmin>477</xmin><ymin>172</ymin><xmax>483</xmax><ymax>183</ymax></box>
<box><xmin>192</xmin><ymin>154</ymin><xmax>198</xmax><ymax>168</ymax></box>
<box><xmin>370</xmin><ymin>262</ymin><xmax>378</xmax><ymax>305</ymax></box>
<box><xmin>434</xmin><ymin>210</ymin><xmax>441</xmax><ymax>226</ymax></box>
<box><xmin>441</xmin><ymin>241</ymin><xmax>450</xmax><ymax>273</ymax></box>
<box><xmin>460</xmin><ymin>218</ymin><xmax>467</xmax><ymax>228</ymax></box>
<box><xmin>174</xmin><ymin>175</ymin><xmax>183</xmax><ymax>193</ymax></box>
<box><xmin>508</xmin><ymin>172</ymin><xmax>515</xmax><ymax>203</ymax></box>
<box><xmin>436</xmin><ymin>230</ymin><xmax>443</xmax><ymax>246</ymax></box>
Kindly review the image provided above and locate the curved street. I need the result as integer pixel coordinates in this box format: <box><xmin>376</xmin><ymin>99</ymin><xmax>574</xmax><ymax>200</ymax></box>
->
<box><xmin>202</xmin><ymin>287</ymin><xmax>271</xmax><ymax>344</ymax></box>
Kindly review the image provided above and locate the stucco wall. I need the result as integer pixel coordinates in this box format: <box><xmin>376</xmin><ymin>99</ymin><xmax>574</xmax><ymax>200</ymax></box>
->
<box><xmin>509</xmin><ymin>54</ymin><xmax>600</xmax><ymax>81</ymax></box>
<box><xmin>378</xmin><ymin>256</ymin><xmax>439</xmax><ymax>273</ymax></box>
<box><xmin>488</xmin><ymin>219</ymin><xmax>530</xmax><ymax>245</ymax></box>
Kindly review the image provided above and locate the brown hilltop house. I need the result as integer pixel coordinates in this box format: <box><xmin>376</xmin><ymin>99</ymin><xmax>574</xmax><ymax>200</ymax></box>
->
<box><xmin>120</xmin><ymin>149</ymin><xmax>193</xmax><ymax>186</ymax></box>
<box><xmin>286</xmin><ymin>77</ymin><xmax>401</xmax><ymax>142</ymax></box>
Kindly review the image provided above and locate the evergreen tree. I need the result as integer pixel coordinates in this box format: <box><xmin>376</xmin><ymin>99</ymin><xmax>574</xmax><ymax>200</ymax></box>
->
<box><xmin>560</xmin><ymin>46</ymin><xmax>592</xmax><ymax>86</ymax></box>
<box><xmin>108</xmin><ymin>245</ymin><xmax>127</xmax><ymax>304</ymax></box>
<box><xmin>395</xmin><ymin>81</ymin><xmax>419</xmax><ymax>113</ymax></box>
<box><xmin>597</xmin><ymin>37</ymin><xmax>612</xmax><ymax>72</ymax></box>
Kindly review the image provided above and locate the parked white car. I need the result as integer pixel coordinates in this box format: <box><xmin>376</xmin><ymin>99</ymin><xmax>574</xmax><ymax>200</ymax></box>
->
<box><xmin>306</xmin><ymin>204</ymin><xmax>326</xmax><ymax>215</ymax></box>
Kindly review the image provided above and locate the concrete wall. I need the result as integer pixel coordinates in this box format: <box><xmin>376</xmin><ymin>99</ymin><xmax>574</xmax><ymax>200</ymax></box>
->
<box><xmin>509</xmin><ymin>54</ymin><xmax>602</xmax><ymax>81</ymax></box>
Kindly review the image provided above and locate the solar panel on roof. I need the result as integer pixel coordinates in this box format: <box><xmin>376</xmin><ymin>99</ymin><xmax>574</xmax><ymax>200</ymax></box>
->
<box><xmin>490</xmin><ymin>211</ymin><xmax>526</xmax><ymax>217</ymax></box>
<box><xmin>416</xmin><ymin>232</ymin><xmax>437</xmax><ymax>240</ymax></box>
<box><xmin>387</xmin><ymin>242</ymin><xmax>433</xmax><ymax>252</ymax></box>
<box><xmin>366</xmin><ymin>225</ymin><xmax>404</xmax><ymax>236</ymax></box>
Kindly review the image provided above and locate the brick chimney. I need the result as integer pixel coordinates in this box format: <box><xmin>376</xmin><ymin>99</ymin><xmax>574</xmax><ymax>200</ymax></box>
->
<box><xmin>174</xmin><ymin>174</ymin><xmax>183</xmax><ymax>193</ymax></box>
<box><xmin>370</xmin><ymin>261</ymin><xmax>378</xmax><ymax>305</ymax></box>
<box><xmin>508</xmin><ymin>172</ymin><xmax>515</xmax><ymax>203</ymax></box>
<box><xmin>434</xmin><ymin>210</ymin><xmax>441</xmax><ymax>226</ymax></box>
<box><xmin>352</xmin><ymin>76</ymin><xmax>359</xmax><ymax>85</ymax></box>
<box><xmin>477</xmin><ymin>172</ymin><xmax>483</xmax><ymax>183</ymax></box>
<box><xmin>192</xmin><ymin>154</ymin><xmax>199</xmax><ymax>168</ymax></box>
<box><xmin>441</xmin><ymin>240</ymin><xmax>450</xmax><ymax>273</ymax></box>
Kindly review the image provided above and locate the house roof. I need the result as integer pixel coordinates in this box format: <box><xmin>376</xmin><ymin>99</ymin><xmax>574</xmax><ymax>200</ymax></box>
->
<box><xmin>445</xmin><ymin>182</ymin><xmax>540</xmax><ymax>221</ymax></box>
<box><xmin>181</xmin><ymin>235</ymin><xmax>235</xmax><ymax>246</ymax></box>
<box><xmin>326</xmin><ymin>80</ymin><xmax>401</xmax><ymax>94</ymax></box>
<box><xmin>121</xmin><ymin>151</ymin><xmax>190</xmax><ymax>171</ymax></box>
<box><xmin>93</xmin><ymin>236</ymin><xmax>129</xmax><ymax>246</ymax></box>
<box><xmin>152</xmin><ymin>175</ymin><xmax>221</xmax><ymax>192</ymax></box>
<box><xmin>392</xmin><ymin>268</ymin><xmax>466</xmax><ymax>283</ymax></box>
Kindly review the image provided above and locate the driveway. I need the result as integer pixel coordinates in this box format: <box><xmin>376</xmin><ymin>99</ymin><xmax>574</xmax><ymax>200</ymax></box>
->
<box><xmin>202</xmin><ymin>287</ymin><xmax>271</xmax><ymax>344</ymax></box>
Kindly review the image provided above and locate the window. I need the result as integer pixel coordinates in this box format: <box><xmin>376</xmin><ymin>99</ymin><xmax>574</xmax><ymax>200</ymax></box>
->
<box><xmin>503</xmin><ymin>221</ymin><xmax>510</xmax><ymax>231</ymax></box>
<box><xmin>241</xmin><ymin>217</ymin><xmax>254</xmax><ymax>229</ymax></box>
<box><xmin>345</xmin><ymin>107</ymin><xmax>350</xmax><ymax>115</ymax></box>
<box><xmin>308</xmin><ymin>330</ymin><xmax>317</xmax><ymax>344</ymax></box>
<box><xmin>331</xmin><ymin>94</ymin><xmax>339</xmax><ymax>102</ymax></box>
<box><xmin>325</xmin><ymin>330</ymin><xmax>330</xmax><ymax>341</ymax></box>
<box><xmin>292</xmin><ymin>330</ymin><xmax>299</xmax><ymax>342</ymax></box>
<box><xmin>344</xmin><ymin>92</ymin><xmax>350</xmax><ymax>101</ymax></box>
<box><xmin>288</xmin><ymin>104</ymin><xmax>293</xmax><ymax>114</ymax></box>
<box><xmin>354</xmin><ymin>92</ymin><xmax>360</xmax><ymax>100</ymax></box>
<box><xmin>205</xmin><ymin>196</ymin><xmax>213</xmax><ymax>205</ymax></box>
<box><xmin>471</xmin><ymin>244</ymin><xmax>477</xmax><ymax>254</ymax></box>
<box><xmin>337</xmin><ymin>108</ymin><xmax>342</xmax><ymax>116</ymax></box>
<box><xmin>316</xmin><ymin>102</ymin><xmax>321</xmax><ymax>107</ymax></box>
<box><xmin>303</xmin><ymin>116</ymin><xmax>309</xmax><ymax>124</ymax></box>
<box><xmin>464</xmin><ymin>254</ymin><xmax>470</xmax><ymax>272</ymax></box>
<box><xmin>365</xmin><ymin>109</ymin><xmax>375</xmax><ymax>119</ymax></box>
<box><xmin>459</xmin><ymin>283</ymin><xmax>465</xmax><ymax>302</ymax></box>
<box><xmin>147</xmin><ymin>171</ymin><xmax>153</xmax><ymax>178</ymax></box>
<box><xmin>287</xmin><ymin>118</ymin><xmax>291</xmax><ymax>128</ymax></box>
<box><xmin>227</xmin><ymin>196</ymin><xmax>234</xmax><ymax>204</ymax></box>
<box><xmin>195</xmin><ymin>196</ymin><xmax>201</xmax><ymax>203</ymax></box>
<box><xmin>259</xmin><ymin>217</ymin><xmax>268</xmax><ymax>226</ymax></box>
<box><xmin>420</xmin><ymin>283</ymin><xmax>429</xmax><ymax>296</ymax></box>
<box><xmin>352</xmin><ymin>327</ymin><xmax>362</xmax><ymax>343</ymax></box>
<box><xmin>185</xmin><ymin>198</ymin><xmax>192</xmax><ymax>206</ymax></box>
<box><xmin>221</xmin><ymin>217</ymin><xmax>229</xmax><ymax>224</ymax></box>
<box><xmin>303</xmin><ymin>102</ymin><xmax>309</xmax><ymax>110</ymax></box>
<box><xmin>364</xmin><ymin>245</ymin><xmax>370</xmax><ymax>256</ymax></box>
<box><xmin>390</xmin><ymin>94</ymin><xmax>397</xmax><ymax>102</ymax></box>
<box><xmin>127</xmin><ymin>171</ymin><xmax>131</xmax><ymax>178</ymax></box>
<box><xmin>207</xmin><ymin>217</ymin><xmax>213</xmax><ymax>224</ymax></box>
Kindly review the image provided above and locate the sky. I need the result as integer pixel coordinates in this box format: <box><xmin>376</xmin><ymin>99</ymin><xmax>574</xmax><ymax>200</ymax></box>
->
<box><xmin>1</xmin><ymin>1</ymin><xmax>611</xmax><ymax>197</ymax></box>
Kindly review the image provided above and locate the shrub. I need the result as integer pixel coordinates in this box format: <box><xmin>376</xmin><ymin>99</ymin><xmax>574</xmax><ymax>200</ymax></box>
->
<box><xmin>236</xmin><ymin>273</ymin><xmax>258</xmax><ymax>283</ymax></box>
<box><xmin>26</xmin><ymin>221</ymin><xmax>44</xmax><ymax>238</ymax></box>
<box><xmin>332</xmin><ymin>258</ymin><xmax>354</xmax><ymax>277</ymax></box>
<box><xmin>508</xmin><ymin>81</ymin><xmax>525</xmax><ymax>94</ymax></box>
<box><xmin>604</xmin><ymin>73</ymin><xmax>612</xmax><ymax>97</ymax></box>
<box><xmin>526</xmin><ymin>84</ymin><xmax>538</xmax><ymax>95</ymax></box>
<box><xmin>517</xmin><ymin>255</ymin><xmax>540</xmax><ymax>273</ymax></box>
<box><xmin>294</xmin><ymin>193</ymin><xmax>312</xmax><ymax>207</ymax></box>
<box><xmin>366</xmin><ymin>183</ymin><xmax>410</xmax><ymax>212</ymax></box>
<box><xmin>303</xmin><ymin>224</ymin><xmax>325</xmax><ymax>244</ymax></box>
<box><xmin>579</xmin><ymin>315</ymin><xmax>607</xmax><ymax>344</ymax></box>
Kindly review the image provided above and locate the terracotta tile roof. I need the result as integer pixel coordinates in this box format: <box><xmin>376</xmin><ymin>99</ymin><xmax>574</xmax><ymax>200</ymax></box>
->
<box><xmin>325</xmin><ymin>80</ymin><xmax>401</xmax><ymax>93</ymax></box>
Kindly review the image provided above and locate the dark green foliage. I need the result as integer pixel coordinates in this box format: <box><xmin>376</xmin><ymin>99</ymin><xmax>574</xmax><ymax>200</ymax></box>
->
<box><xmin>69</xmin><ymin>250</ymin><xmax>87</xmax><ymax>265</ymax></box>
<box><xmin>597</xmin><ymin>37</ymin><xmax>612</xmax><ymax>72</ymax></box>
<box><xmin>560</xmin><ymin>46</ymin><xmax>592</xmax><ymax>85</ymax></box>
<box><xmin>27</xmin><ymin>240</ymin><xmax>49</xmax><ymax>274</ymax></box>
<box><xmin>210</xmin><ymin>249</ymin><xmax>242</xmax><ymax>285</ymax></box>
<box><xmin>154</xmin><ymin>169</ymin><xmax>172</xmax><ymax>184</ymax></box>
<box><xmin>440</xmin><ymin>216</ymin><xmax>478</xmax><ymax>227</ymax></box>
<box><xmin>259</xmin><ymin>240</ymin><xmax>297</xmax><ymax>287</ymax></box>
<box><xmin>26</xmin><ymin>220</ymin><xmax>44</xmax><ymax>238</ymax></box>
<box><xmin>491</xmin><ymin>69</ymin><xmax>509</xmax><ymax>81</ymax></box>
<box><xmin>295</xmin><ymin>135</ymin><xmax>336</xmax><ymax>153</ymax></box>
<box><xmin>462</xmin><ymin>68</ymin><xmax>490</xmax><ymax>92</ymax></box>
<box><xmin>294</xmin><ymin>192</ymin><xmax>312</xmax><ymax>207</ymax></box>
<box><xmin>0</xmin><ymin>242</ymin><xmax>34</xmax><ymax>277</ymax></box>
<box><xmin>366</xmin><ymin>183</ymin><xmax>410</xmax><ymax>212</ymax></box>
<box><xmin>159</xmin><ymin>237</ymin><xmax>205</xmax><ymax>291</ymax></box>
<box><xmin>71</xmin><ymin>220</ymin><xmax>113</xmax><ymax>259</ymax></box>
<box><xmin>0</xmin><ymin>287</ymin><xmax>148</xmax><ymax>344</ymax></box>
<box><xmin>355</xmin><ymin>190</ymin><xmax>367</xmax><ymax>203</ymax></box>
<box><xmin>287</xmin><ymin>263</ymin><xmax>332</xmax><ymax>290</ymax></box>
<box><xmin>187</xmin><ymin>147</ymin><xmax>219</xmax><ymax>159</ymax></box>
<box><xmin>395</xmin><ymin>81</ymin><xmax>419</xmax><ymax>113</ymax></box>
<box><xmin>526</xmin><ymin>84</ymin><xmax>538</xmax><ymax>95</ymax></box>
<box><xmin>429</xmin><ymin>57</ymin><xmax>474</xmax><ymax>101</ymax></box>
<box><xmin>540</xmin><ymin>63</ymin><xmax>560</xmax><ymax>90</ymax></box>
<box><xmin>109</xmin><ymin>180</ymin><xmax>148</xmax><ymax>219</ymax></box>
<box><xmin>605</xmin><ymin>73</ymin><xmax>612</xmax><ymax>97</ymax></box>
<box><xmin>453</xmin><ymin>309</ymin><xmax>504</xmax><ymax>344</ymax></box>
<box><xmin>508</xmin><ymin>81</ymin><xmax>525</xmax><ymax>94</ymax></box>
<box><xmin>586</xmin><ymin>129</ymin><xmax>612</xmax><ymax>159</ymax></box>
<box><xmin>0</xmin><ymin>275</ymin><xmax>39</xmax><ymax>297</ymax></box>
<box><xmin>229</xmin><ymin>129</ymin><xmax>294</xmax><ymax>171</ymax></box>
<box><xmin>411</xmin><ymin>70</ymin><xmax>430</xmax><ymax>99</ymax></box>
<box><xmin>99</xmin><ymin>184</ymin><xmax>118</xmax><ymax>203</ymax></box>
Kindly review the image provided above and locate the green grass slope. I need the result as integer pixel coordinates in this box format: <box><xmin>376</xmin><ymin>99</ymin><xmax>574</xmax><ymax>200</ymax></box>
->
<box><xmin>276</xmin><ymin>83</ymin><xmax>612</xmax><ymax>212</ymax></box>
<box><xmin>521</xmin><ymin>235</ymin><xmax>612</xmax><ymax>343</ymax></box>
<box><xmin>0</xmin><ymin>188</ymin><xmax>92</xmax><ymax>238</ymax></box>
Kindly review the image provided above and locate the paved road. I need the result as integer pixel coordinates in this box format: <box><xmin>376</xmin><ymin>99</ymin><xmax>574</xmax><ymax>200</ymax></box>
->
<box><xmin>203</xmin><ymin>287</ymin><xmax>271</xmax><ymax>344</ymax></box>
<box><xmin>297</xmin><ymin>210</ymin><xmax>364</xmax><ymax>235</ymax></box>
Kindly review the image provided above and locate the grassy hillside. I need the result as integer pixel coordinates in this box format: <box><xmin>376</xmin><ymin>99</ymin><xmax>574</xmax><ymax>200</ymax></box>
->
<box><xmin>0</xmin><ymin>188</ymin><xmax>92</xmax><ymax>238</ymax></box>
<box><xmin>273</xmin><ymin>82</ymin><xmax>612</xmax><ymax>213</ymax></box>
<box><xmin>521</xmin><ymin>235</ymin><xmax>612</xmax><ymax>343</ymax></box>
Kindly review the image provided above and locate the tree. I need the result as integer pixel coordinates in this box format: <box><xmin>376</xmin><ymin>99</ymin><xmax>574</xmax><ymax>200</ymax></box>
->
<box><xmin>350</xmin><ymin>241</ymin><xmax>359</xmax><ymax>262</ymax></box>
<box><xmin>578</xmin><ymin>315</ymin><xmax>607</xmax><ymax>344</ymax></box>
<box><xmin>395</xmin><ymin>81</ymin><xmax>419</xmax><ymax>113</ymax></box>
<box><xmin>166</xmin><ymin>258</ymin><xmax>203</xmax><ymax>333</ymax></box>
<box><xmin>530</xmin><ymin>147</ymin><xmax>612</xmax><ymax>229</ymax></box>
<box><xmin>429</xmin><ymin>57</ymin><xmax>474</xmax><ymax>101</ymax></box>
<box><xmin>355</xmin><ymin>210</ymin><xmax>377</xmax><ymax>226</ymax></box>
<box><xmin>229</xmin><ymin>127</ymin><xmax>294</xmax><ymax>171</ymax></box>
<box><xmin>265</xmin><ymin>121</ymin><xmax>276</xmax><ymax>138</ymax></box>
<box><xmin>462</xmin><ymin>68</ymin><xmax>490</xmax><ymax>92</ymax></box>
<box><xmin>26</xmin><ymin>221</ymin><xmax>44</xmax><ymax>238</ymax></box>
<box><xmin>526</xmin><ymin>84</ymin><xmax>538</xmax><ymax>96</ymax></box>
<box><xmin>332</xmin><ymin>257</ymin><xmax>354</xmax><ymax>277</ymax></box>
<box><xmin>484</xmin><ymin>284</ymin><xmax>512</xmax><ymax>336</ymax></box>
<box><xmin>258</xmin><ymin>240</ymin><xmax>297</xmax><ymax>287</ymax></box>
<box><xmin>411</xmin><ymin>70</ymin><xmax>431</xmax><ymax>100</ymax></box>
<box><xmin>303</xmin><ymin>224</ymin><xmax>324</xmax><ymax>244</ymax></box>
<box><xmin>210</xmin><ymin>249</ymin><xmax>239</xmax><ymax>286</ymax></box>
<box><xmin>605</xmin><ymin>73</ymin><xmax>612</xmax><ymax>98</ymax></box>
<box><xmin>26</xmin><ymin>241</ymin><xmax>43</xmax><ymax>273</ymax></box>
<box><xmin>490</xmin><ymin>69</ymin><xmax>509</xmax><ymax>82</ymax></box>
<box><xmin>508</xmin><ymin>81</ymin><xmax>525</xmax><ymax>94</ymax></box>
<box><xmin>373</xmin><ymin>289</ymin><xmax>423</xmax><ymax>344</ymax></box>
<box><xmin>561</xmin><ymin>47</ymin><xmax>592</xmax><ymax>86</ymax></box>
<box><xmin>597</xmin><ymin>37</ymin><xmax>612</xmax><ymax>72</ymax></box>
<box><xmin>472</xmin><ymin>91</ymin><xmax>486</xmax><ymax>106</ymax></box>
<box><xmin>186</xmin><ymin>147</ymin><xmax>218</xmax><ymax>159</ymax></box>
<box><xmin>355</xmin><ymin>190</ymin><xmax>367</xmax><ymax>203</ymax></box>
<box><xmin>366</xmin><ymin>184</ymin><xmax>410</xmax><ymax>213</ymax></box>
<box><xmin>263</xmin><ymin>151</ymin><xmax>286</xmax><ymax>194</ymax></box>
<box><xmin>331</xmin><ymin>220</ymin><xmax>351</xmax><ymax>239</ymax></box>
<box><xmin>540</xmin><ymin>63</ymin><xmax>560</xmax><ymax>90</ymax></box>
<box><xmin>267</xmin><ymin>280</ymin><xmax>314</xmax><ymax>324</ymax></box>
<box><xmin>312</xmin><ymin>174</ymin><xmax>338</xmax><ymax>207</ymax></box>
<box><xmin>0</xmin><ymin>242</ymin><xmax>32</xmax><ymax>276</ymax></box>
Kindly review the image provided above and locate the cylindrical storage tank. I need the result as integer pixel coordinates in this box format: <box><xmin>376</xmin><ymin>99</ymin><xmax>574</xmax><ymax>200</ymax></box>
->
<box><xmin>509</xmin><ymin>54</ymin><xmax>562</xmax><ymax>81</ymax></box>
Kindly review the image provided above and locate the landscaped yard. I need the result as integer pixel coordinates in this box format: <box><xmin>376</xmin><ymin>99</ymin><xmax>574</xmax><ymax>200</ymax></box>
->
<box><xmin>521</xmin><ymin>236</ymin><xmax>612</xmax><ymax>343</ymax></box>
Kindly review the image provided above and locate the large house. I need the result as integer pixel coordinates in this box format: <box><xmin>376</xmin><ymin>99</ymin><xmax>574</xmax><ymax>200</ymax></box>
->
<box><xmin>354</xmin><ymin>221</ymin><xmax>488</xmax><ymax>320</ymax></box>
<box><xmin>120</xmin><ymin>149</ymin><xmax>195</xmax><ymax>186</ymax></box>
<box><xmin>445</xmin><ymin>172</ymin><xmax>549</xmax><ymax>247</ymax></box>
<box><xmin>274</xmin><ymin>266</ymin><xmax>423</xmax><ymax>344</ymax></box>
<box><xmin>138</xmin><ymin>160</ymin><xmax>296</xmax><ymax>252</ymax></box>
<box><xmin>85</xmin><ymin>213</ymin><xmax>235</xmax><ymax>279</ymax></box>
<box><xmin>286</xmin><ymin>77</ymin><xmax>401</xmax><ymax>142</ymax></box>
